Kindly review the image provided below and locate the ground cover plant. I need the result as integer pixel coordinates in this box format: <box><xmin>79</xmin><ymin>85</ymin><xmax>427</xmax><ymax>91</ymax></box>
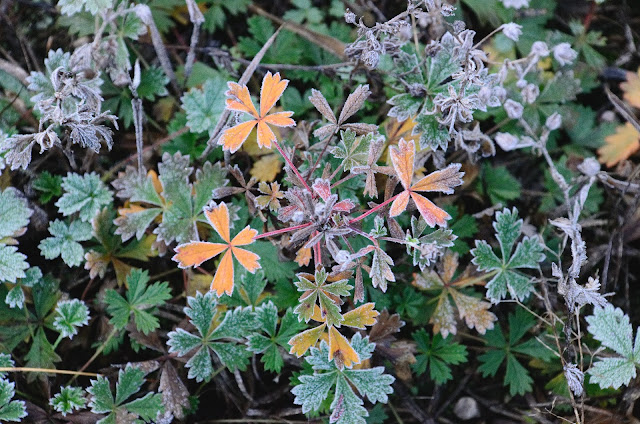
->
<box><xmin>0</xmin><ymin>0</ymin><xmax>640</xmax><ymax>422</ymax></box>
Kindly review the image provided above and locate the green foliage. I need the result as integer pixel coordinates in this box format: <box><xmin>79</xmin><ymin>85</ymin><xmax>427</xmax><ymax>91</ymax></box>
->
<box><xmin>56</xmin><ymin>173</ymin><xmax>113</xmax><ymax>222</ymax></box>
<box><xmin>0</xmin><ymin>378</ymin><xmax>27</xmax><ymax>422</ymax></box>
<box><xmin>477</xmin><ymin>165</ymin><xmax>522</xmax><ymax>205</ymax></box>
<box><xmin>181</xmin><ymin>72</ymin><xmax>228</xmax><ymax>137</ymax></box>
<box><xmin>53</xmin><ymin>299</ymin><xmax>90</xmax><ymax>339</ymax></box>
<box><xmin>105</xmin><ymin>269</ymin><xmax>171</xmax><ymax>334</ymax></box>
<box><xmin>50</xmin><ymin>386</ymin><xmax>86</xmax><ymax>416</ymax></box>
<box><xmin>87</xmin><ymin>365</ymin><xmax>164</xmax><ymax>423</ymax></box>
<box><xmin>478</xmin><ymin>307</ymin><xmax>554</xmax><ymax>396</ymax></box>
<box><xmin>248</xmin><ymin>302</ymin><xmax>306</xmax><ymax>373</ymax></box>
<box><xmin>58</xmin><ymin>0</ymin><xmax>113</xmax><ymax>16</ymax></box>
<box><xmin>112</xmin><ymin>152</ymin><xmax>228</xmax><ymax>245</ymax></box>
<box><xmin>0</xmin><ymin>188</ymin><xmax>33</xmax><ymax>242</ymax></box>
<box><xmin>32</xmin><ymin>171</ymin><xmax>63</xmax><ymax>203</ymax></box>
<box><xmin>586</xmin><ymin>304</ymin><xmax>640</xmax><ymax>389</ymax></box>
<box><xmin>294</xmin><ymin>267</ymin><xmax>352</xmax><ymax>326</ymax></box>
<box><xmin>291</xmin><ymin>334</ymin><xmax>395</xmax><ymax>424</ymax></box>
<box><xmin>412</xmin><ymin>329</ymin><xmax>468</xmax><ymax>384</ymax></box>
<box><xmin>471</xmin><ymin>207</ymin><xmax>545</xmax><ymax>302</ymax></box>
<box><xmin>39</xmin><ymin>219</ymin><xmax>92</xmax><ymax>267</ymax></box>
<box><xmin>167</xmin><ymin>292</ymin><xmax>256</xmax><ymax>381</ymax></box>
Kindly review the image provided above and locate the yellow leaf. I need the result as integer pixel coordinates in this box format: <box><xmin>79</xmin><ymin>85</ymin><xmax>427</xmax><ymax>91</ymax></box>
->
<box><xmin>621</xmin><ymin>69</ymin><xmax>640</xmax><ymax>109</ymax></box>
<box><xmin>598</xmin><ymin>122</ymin><xmax>640</xmax><ymax>167</ymax></box>
<box><xmin>288</xmin><ymin>323</ymin><xmax>326</xmax><ymax>357</ymax></box>
<box><xmin>328</xmin><ymin>326</ymin><xmax>360</xmax><ymax>369</ymax></box>
<box><xmin>341</xmin><ymin>303</ymin><xmax>379</xmax><ymax>329</ymax></box>
<box><xmin>250</xmin><ymin>154</ymin><xmax>282</xmax><ymax>182</ymax></box>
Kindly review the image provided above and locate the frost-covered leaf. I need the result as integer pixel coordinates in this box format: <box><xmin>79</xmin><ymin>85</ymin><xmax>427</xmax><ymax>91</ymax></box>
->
<box><xmin>471</xmin><ymin>208</ymin><xmax>545</xmax><ymax>302</ymax></box>
<box><xmin>412</xmin><ymin>329</ymin><xmax>467</xmax><ymax>384</ymax></box>
<box><xmin>586</xmin><ymin>304</ymin><xmax>640</xmax><ymax>389</ymax></box>
<box><xmin>39</xmin><ymin>219</ymin><xmax>92</xmax><ymax>267</ymax></box>
<box><xmin>370</xmin><ymin>247</ymin><xmax>395</xmax><ymax>293</ymax></box>
<box><xmin>158</xmin><ymin>362</ymin><xmax>190</xmax><ymax>420</ymax></box>
<box><xmin>0</xmin><ymin>246</ymin><xmax>28</xmax><ymax>284</ymax></box>
<box><xmin>53</xmin><ymin>299</ymin><xmax>90</xmax><ymax>339</ymax></box>
<box><xmin>293</xmin><ymin>268</ymin><xmax>351</xmax><ymax>327</ymax></box>
<box><xmin>50</xmin><ymin>386</ymin><xmax>86</xmax><ymax>416</ymax></box>
<box><xmin>0</xmin><ymin>378</ymin><xmax>27</xmax><ymax>422</ymax></box>
<box><xmin>105</xmin><ymin>268</ymin><xmax>171</xmax><ymax>334</ymax></box>
<box><xmin>0</xmin><ymin>188</ymin><xmax>32</xmax><ymax>241</ymax></box>
<box><xmin>167</xmin><ymin>292</ymin><xmax>254</xmax><ymax>381</ymax></box>
<box><xmin>32</xmin><ymin>171</ymin><xmax>63</xmax><ymax>203</ymax></box>
<box><xmin>181</xmin><ymin>73</ymin><xmax>228</xmax><ymax>136</ymax></box>
<box><xmin>56</xmin><ymin>173</ymin><xmax>113</xmax><ymax>222</ymax></box>
<box><xmin>87</xmin><ymin>365</ymin><xmax>164</xmax><ymax>423</ymax></box>
<box><xmin>292</xmin><ymin>334</ymin><xmax>394</xmax><ymax>424</ymax></box>
<box><xmin>331</xmin><ymin>130</ymin><xmax>371</xmax><ymax>171</ymax></box>
<box><xmin>58</xmin><ymin>0</ymin><xmax>114</xmax><ymax>16</ymax></box>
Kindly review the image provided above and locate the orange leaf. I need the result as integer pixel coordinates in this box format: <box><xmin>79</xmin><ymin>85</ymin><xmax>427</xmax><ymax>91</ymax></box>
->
<box><xmin>411</xmin><ymin>164</ymin><xmax>464</xmax><ymax>193</ymax></box>
<box><xmin>288</xmin><ymin>323</ymin><xmax>326</xmax><ymax>357</ymax></box>
<box><xmin>621</xmin><ymin>69</ymin><xmax>640</xmax><ymax>109</ymax></box>
<box><xmin>383</xmin><ymin>116</ymin><xmax>420</xmax><ymax>163</ymax></box>
<box><xmin>389</xmin><ymin>138</ymin><xmax>415</xmax><ymax>189</ymax></box>
<box><xmin>231</xmin><ymin>226</ymin><xmax>259</xmax><ymax>246</ymax></box>
<box><xmin>328</xmin><ymin>326</ymin><xmax>360</xmax><ymax>369</ymax></box>
<box><xmin>250</xmin><ymin>153</ymin><xmax>282</xmax><ymax>182</ymax></box>
<box><xmin>210</xmin><ymin>249</ymin><xmax>234</xmax><ymax>296</ymax></box>
<box><xmin>341</xmin><ymin>303</ymin><xmax>379</xmax><ymax>329</ymax></box>
<box><xmin>219</xmin><ymin>72</ymin><xmax>295</xmax><ymax>152</ymax></box>
<box><xmin>172</xmin><ymin>242</ymin><xmax>227</xmax><ymax>268</ymax></box>
<box><xmin>411</xmin><ymin>193</ymin><xmax>451</xmax><ymax>228</ymax></box>
<box><xmin>295</xmin><ymin>246</ymin><xmax>312</xmax><ymax>267</ymax></box>
<box><xmin>389</xmin><ymin>190</ymin><xmax>410</xmax><ymax>218</ymax></box>
<box><xmin>598</xmin><ymin>122</ymin><xmax>640</xmax><ymax>167</ymax></box>
<box><xmin>230</xmin><ymin>247</ymin><xmax>261</xmax><ymax>273</ymax></box>
<box><xmin>204</xmin><ymin>202</ymin><xmax>231</xmax><ymax>243</ymax></box>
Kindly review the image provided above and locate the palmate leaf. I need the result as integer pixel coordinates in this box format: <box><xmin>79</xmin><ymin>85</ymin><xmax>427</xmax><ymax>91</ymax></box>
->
<box><xmin>50</xmin><ymin>386</ymin><xmax>86</xmax><ymax>416</ymax></box>
<box><xmin>293</xmin><ymin>267</ymin><xmax>352</xmax><ymax>327</ymax></box>
<box><xmin>292</xmin><ymin>334</ymin><xmax>394</xmax><ymax>424</ymax></box>
<box><xmin>113</xmin><ymin>153</ymin><xmax>228</xmax><ymax>245</ymax></box>
<box><xmin>471</xmin><ymin>208</ymin><xmax>545</xmax><ymax>302</ymax></box>
<box><xmin>53</xmin><ymin>299</ymin><xmax>90</xmax><ymax>339</ymax></box>
<box><xmin>167</xmin><ymin>292</ymin><xmax>255</xmax><ymax>381</ymax></box>
<box><xmin>411</xmin><ymin>329</ymin><xmax>468</xmax><ymax>384</ymax></box>
<box><xmin>478</xmin><ymin>308</ymin><xmax>553</xmax><ymax>396</ymax></box>
<box><xmin>586</xmin><ymin>304</ymin><xmax>640</xmax><ymax>389</ymax></box>
<box><xmin>39</xmin><ymin>219</ymin><xmax>92</xmax><ymax>267</ymax></box>
<box><xmin>56</xmin><ymin>173</ymin><xmax>113</xmax><ymax>222</ymax></box>
<box><xmin>0</xmin><ymin>246</ymin><xmax>28</xmax><ymax>285</ymax></box>
<box><xmin>181</xmin><ymin>72</ymin><xmax>228</xmax><ymax>136</ymax></box>
<box><xmin>87</xmin><ymin>365</ymin><xmax>164</xmax><ymax>424</ymax></box>
<box><xmin>0</xmin><ymin>378</ymin><xmax>27</xmax><ymax>422</ymax></box>
<box><xmin>248</xmin><ymin>302</ymin><xmax>306</xmax><ymax>372</ymax></box>
<box><xmin>332</xmin><ymin>130</ymin><xmax>373</xmax><ymax>171</ymax></box>
<box><xmin>105</xmin><ymin>269</ymin><xmax>171</xmax><ymax>335</ymax></box>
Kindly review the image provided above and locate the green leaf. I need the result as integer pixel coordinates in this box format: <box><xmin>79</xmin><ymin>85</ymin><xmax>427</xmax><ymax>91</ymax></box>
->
<box><xmin>58</xmin><ymin>0</ymin><xmax>113</xmax><ymax>15</ymax></box>
<box><xmin>39</xmin><ymin>219</ymin><xmax>92</xmax><ymax>267</ymax></box>
<box><xmin>88</xmin><ymin>365</ymin><xmax>164</xmax><ymax>423</ymax></box>
<box><xmin>332</xmin><ymin>130</ymin><xmax>372</xmax><ymax>171</ymax></box>
<box><xmin>586</xmin><ymin>304</ymin><xmax>640</xmax><ymax>389</ymax></box>
<box><xmin>105</xmin><ymin>269</ymin><xmax>171</xmax><ymax>334</ymax></box>
<box><xmin>245</xmin><ymin>241</ymin><xmax>297</xmax><ymax>283</ymax></box>
<box><xmin>0</xmin><ymin>246</ymin><xmax>28</xmax><ymax>284</ymax></box>
<box><xmin>181</xmin><ymin>73</ymin><xmax>228</xmax><ymax>136</ymax></box>
<box><xmin>53</xmin><ymin>299</ymin><xmax>90</xmax><ymax>339</ymax></box>
<box><xmin>293</xmin><ymin>267</ymin><xmax>352</xmax><ymax>327</ymax></box>
<box><xmin>32</xmin><ymin>171</ymin><xmax>63</xmax><ymax>203</ymax></box>
<box><xmin>167</xmin><ymin>292</ymin><xmax>254</xmax><ymax>381</ymax></box>
<box><xmin>412</xmin><ymin>329</ymin><xmax>468</xmax><ymax>384</ymax></box>
<box><xmin>136</xmin><ymin>67</ymin><xmax>169</xmax><ymax>101</ymax></box>
<box><xmin>291</xmin><ymin>334</ymin><xmax>394</xmax><ymax>424</ymax></box>
<box><xmin>0</xmin><ymin>379</ymin><xmax>26</xmax><ymax>422</ymax></box>
<box><xmin>0</xmin><ymin>188</ymin><xmax>32</xmax><ymax>240</ymax></box>
<box><xmin>477</xmin><ymin>165</ymin><xmax>521</xmax><ymax>205</ymax></box>
<box><xmin>471</xmin><ymin>208</ymin><xmax>545</xmax><ymax>302</ymax></box>
<box><xmin>24</xmin><ymin>328</ymin><xmax>61</xmax><ymax>371</ymax></box>
<box><xmin>56</xmin><ymin>173</ymin><xmax>113</xmax><ymax>222</ymax></box>
<box><xmin>50</xmin><ymin>386</ymin><xmax>86</xmax><ymax>416</ymax></box>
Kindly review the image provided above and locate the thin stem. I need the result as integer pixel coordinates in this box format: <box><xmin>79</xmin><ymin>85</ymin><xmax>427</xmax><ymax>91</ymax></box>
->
<box><xmin>0</xmin><ymin>367</ymin><xmax>99</xmax><ymax>377</ymax></box>
<box><xmin>349</xmin><ymin>193</ymin><xmax>401</xmax><ymax>224</ymax></box>
<box><xmin>272</xmin><ymin>139</ymin><xmax>313</xmax><ymax>193</ymax></box>
<box><xmin>70</xmin><ymin>328</ymin><xmax>117</xmax><ymax>383</ymax></box>
<box><xmin>253</xmin><ymin>222</ymin><xmax>312</xmax><ymax>240</ymax></box>
<box><xmin>472</xmin><ymin>26</ymin><xmax>502</xmax><ymax>50</ymax></box>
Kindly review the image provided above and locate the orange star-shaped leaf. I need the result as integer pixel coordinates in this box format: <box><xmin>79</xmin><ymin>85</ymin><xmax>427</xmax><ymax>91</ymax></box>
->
<box><xmin>597</xmin><ymin>122</ymin><xmax>640</xmax><ymax>167</ymax></box>
<box><xmin>219</xmin><ymin>72</ymin><xmax>296</xmax><ymax>153</ymax></box>
<box><xmin>389</xmin><ymin>139</ymin><xmax>464</xmax><ymax>227</ymax></box>
<box><xmin>172</xmin><ymin>202</ymin><xmax>261</xmax><ymax>297</ymax></box>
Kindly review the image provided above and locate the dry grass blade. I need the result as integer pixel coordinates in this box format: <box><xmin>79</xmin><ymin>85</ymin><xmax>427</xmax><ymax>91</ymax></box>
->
<box><xmin>605</xmin><ymin>84</ymin><xmax>640</xmax><ymax>133</ymax></box>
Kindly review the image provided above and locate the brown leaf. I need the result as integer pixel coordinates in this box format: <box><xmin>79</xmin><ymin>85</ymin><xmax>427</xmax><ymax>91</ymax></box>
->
<box><xmin>338</xmin><ymin>85</ymin><xmax>371</xmax><ymax>125</ymax></box>
<box><xmin>308</xmin><ymin>89</ymin><xmax>336</xmax><ymax>123</ymax></box>
<box><xmin>159</xmin><ymin>362</ymin><xmax>191</xmax><ymax>420</ymax></box>
<box><xmin>369</xmin><ymin>310</ymin><xmax>404</xmax><ymax>343</ymax></box>
<box><xmin>341</xmin><ymin>123</ymin><xmax>379</xmax><ymax>135</ymax></box>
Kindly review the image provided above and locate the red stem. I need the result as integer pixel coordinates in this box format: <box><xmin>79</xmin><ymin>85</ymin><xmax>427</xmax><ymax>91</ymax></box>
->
<box><xmin>272</xmin><ymin>139</ymin><xmax>313</xmax><ymax>193</ymax></box>
<box><xmin>254</xmin><ymin>222</ymin><xmax>312</xmax><ymax>240</ymax></box>
<box><xmin>348</xmin><ymin>192</ymin><xmax>401</xmax><ymax>224</ymax></box>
